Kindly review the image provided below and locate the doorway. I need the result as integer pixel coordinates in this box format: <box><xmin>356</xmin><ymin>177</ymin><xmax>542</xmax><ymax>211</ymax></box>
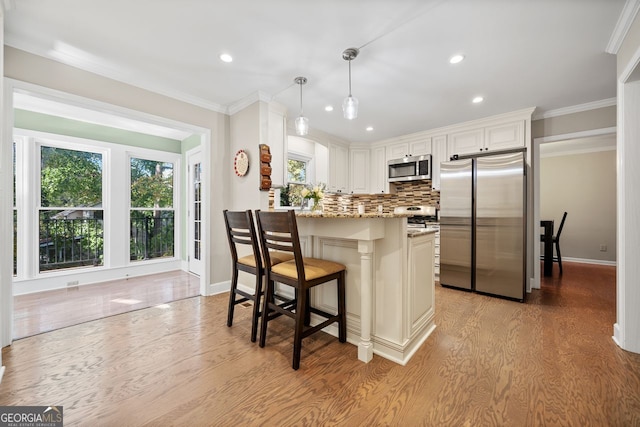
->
<box><xmin>187</xmin><ymin>148</ymin><xmax>203</xmax><ymax>277</ymax></box>
<box><xmin>533</xmin><ymin>128</ymin><xmax>617</xmax><ymax>289</ymax></box>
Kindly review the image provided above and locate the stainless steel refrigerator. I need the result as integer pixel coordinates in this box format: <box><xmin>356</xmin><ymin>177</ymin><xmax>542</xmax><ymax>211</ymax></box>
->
<box><xmin>439</xmin><ymin>150</ymin><xmax>526</xmax><ymax>301</ymax></box>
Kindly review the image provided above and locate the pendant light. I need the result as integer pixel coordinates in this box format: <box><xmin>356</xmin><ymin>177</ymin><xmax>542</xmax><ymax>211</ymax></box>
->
<box><xmin>342</xmin><ymin>47</ymin><xmax>359</xmax><ymax>120</ymax></box>
<box><xmin>294</xmin><ymin>76</ymin><xmax>309</xmax><ymax>136</ymax></box>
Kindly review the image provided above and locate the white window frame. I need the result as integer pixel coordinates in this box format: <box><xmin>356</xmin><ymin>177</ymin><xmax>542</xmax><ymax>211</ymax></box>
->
<box><xmin>127</xmin><ymin>151</ymin><xmax>180</xmax><ymax>265</ymax></box>
<box><xmin>12</xmin><ymin>128</ymin><xmax>181</xmax><ymax>288</ymax></box>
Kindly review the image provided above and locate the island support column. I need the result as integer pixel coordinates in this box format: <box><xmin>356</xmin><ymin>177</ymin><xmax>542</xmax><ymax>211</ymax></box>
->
<box><xmin>357</xmin><ymin>240</ymin><xmax>374</xmax><ymax>362</ymax></box>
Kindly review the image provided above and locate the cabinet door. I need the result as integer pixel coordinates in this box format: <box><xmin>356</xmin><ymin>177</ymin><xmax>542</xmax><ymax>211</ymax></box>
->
<box><xmin>431</xmin><ymin>135</ymin><xmax>448</xmax><ymax>191</ymax></box>
<box><xmin>407</xmin><ymin>233</ymin><xmax>435</xmax><ymax>338</ymax></box>
<box><xmin>371</xmin><ymin>146</ymin><xmax>393</xmax><ymax>194</ymax></box>
<box><xmin>449</xmin><ymin>129</ymin><xmax>484</xmax><ymax>156</ymax></box>
<box><xmin>349</xmin><ymin>148</ymin><xmax>370</xmax><ymax>194</ymax></box>
<box><xmin>387</xmin><ymin>142</ymin><xmax>409</xmax><ymax>160</ymax></box>
<box><xmin>485</xmin><ymin>120</ymin><xmax>524</xmax><ymax>151</ymax></box>
<box><xmin>409</xmin><ymin>138</ymin><xmax>432</xmax><ymax>156</ymax></box>
<box><xmin>329</xmin><ymin>143</ymin><xmax>348</xmax><ymax>193</ymax></box>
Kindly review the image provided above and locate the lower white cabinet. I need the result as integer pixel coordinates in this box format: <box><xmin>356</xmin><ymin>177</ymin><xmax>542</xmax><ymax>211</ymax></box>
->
<box><xmin>407</xmin><ymin>231</ymin><xmax>436</xmax><ymax>338</ymax></box>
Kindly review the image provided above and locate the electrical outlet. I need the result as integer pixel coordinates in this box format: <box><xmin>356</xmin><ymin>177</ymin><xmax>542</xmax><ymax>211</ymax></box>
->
<box><xmin>66</xmin><ymin>280</ymin><xmax>79</xmax><ymax>287</ymax></box>
<box><xmin>599</xmin><ymin>244</ymin><xmax>607</xmax><ymax>252</ymax></box>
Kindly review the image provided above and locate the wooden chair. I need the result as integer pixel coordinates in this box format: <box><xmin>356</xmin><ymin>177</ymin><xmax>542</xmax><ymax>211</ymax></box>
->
<box><xmin>552</xmin><ymin>212</ymin><xmax>568</xmax><ymax>274</ymax></box>
<box><xmin>256</xmin><ymin>210</ymin><xmax>347</xmax><ymax>370</ymax></box>
<box><xmin>223</xmin><ymin>210</ymin><xmax>293</xmax><ymax>342</ymax></box>
<box><xmin>540</xmin><ymin>211</ymin><xmax>568</xmax><ymax>275</ymax></box>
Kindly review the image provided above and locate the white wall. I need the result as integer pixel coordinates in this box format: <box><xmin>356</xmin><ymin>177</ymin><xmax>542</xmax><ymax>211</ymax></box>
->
<box><xmin>540</xmin><ymin>148</ymin><xmax>616</xmax><ymax>263</ymax></box>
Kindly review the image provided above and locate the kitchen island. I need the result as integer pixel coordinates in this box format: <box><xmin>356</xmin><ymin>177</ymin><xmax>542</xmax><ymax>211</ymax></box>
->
<box><xmin>294</xmin><ymin>211</ymin><xmax>436</xmax><ymax>365</ymax></box>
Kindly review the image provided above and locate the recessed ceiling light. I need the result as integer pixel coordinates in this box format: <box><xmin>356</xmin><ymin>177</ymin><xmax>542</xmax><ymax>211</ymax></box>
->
<box><xmin>219</xmin><ymin>53</ymin><xmax>233</xmax><ymax>63</ymax></box>
<box><xmin>325</xmin><ymin>105</ymin><xmax>334</xmax><ymax>112</ymax></box>
<box><xmin>449</xmin><ymin>54</ymin><xmax>465</xmax><ymax>64</ymax></box>
<box><xmin>472</xmin><ymin>96</ymin><xmax>484</xmax><ymax>104</ymax></box>
<box><xmin>366</xmin><ymin>126</ymin><xmax>374</xmax><ymax>132</ymax></box>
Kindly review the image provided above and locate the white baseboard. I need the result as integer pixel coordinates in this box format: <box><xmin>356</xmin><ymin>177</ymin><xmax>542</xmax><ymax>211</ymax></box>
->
<box><xmin>563</xmin><ymin>257</ymin><xmax>617</xmax><ymax>266</ymax></box>
<box><xmin>613</xmin><ymin>323</ymin><xmax>623</xmax><ymax>348</ymax></box>
<box><xmin>208</xmin><ymin>280</ymin><xmax>231</xmax><ymax>296</ymax></box>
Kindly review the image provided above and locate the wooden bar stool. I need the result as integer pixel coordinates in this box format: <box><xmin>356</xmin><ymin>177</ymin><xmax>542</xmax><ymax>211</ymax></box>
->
<box><xmin>256</xmin><ymin>210</ymin><xmax>347</xmax><ymax>370</ymax></box>
<box><xmin>223</xmin><ymin>210</ymin><xmax>293</xmax><ymax>342</ymax></box>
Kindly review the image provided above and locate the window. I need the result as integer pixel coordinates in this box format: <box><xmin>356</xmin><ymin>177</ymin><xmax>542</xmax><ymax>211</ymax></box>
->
<box><xmin>39</xmin><ymin>145</ymin><xmax>104</xmax><ymax>272</ymax></box>
<box><xmin>281</xmin><ymin>157</ymin><xmax>309</xmax><ymax>207</ymax></box>
<box><xmin>129</xmin><ymin>157</ymin><xmax>175</xmax><ymax>261</ymax></box>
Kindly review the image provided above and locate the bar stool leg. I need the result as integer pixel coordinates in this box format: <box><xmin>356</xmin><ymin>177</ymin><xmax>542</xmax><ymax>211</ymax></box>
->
<box><xmin>227</xmin><ymin>268</ymin><xmax>239</xmax><ymax>327</ymax></box>
<box><xmin>338</xmin><ymin>271</ymin><xmax>347</xmax><ymax>343</ymax></box>
<box><xmin>292</xmin><ymin>288</ymin><xmax>307</xmax><ymax>370</ymax></box>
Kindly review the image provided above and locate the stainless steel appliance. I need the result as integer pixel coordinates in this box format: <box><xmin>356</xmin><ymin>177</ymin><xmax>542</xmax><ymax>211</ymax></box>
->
<box><xmin>388</xmin><ymin>155</ymin><xmax>432</xmax><ymax>182</ymax></box>
<box><xmin>439</xmin><ymin>150</ymin><xmax>526</xmax><ymax>301</ymax></box>
<box><xmin>393</xmin><ymin>205</ymin><xmax>438</xmax><ymax>229</ymax></box>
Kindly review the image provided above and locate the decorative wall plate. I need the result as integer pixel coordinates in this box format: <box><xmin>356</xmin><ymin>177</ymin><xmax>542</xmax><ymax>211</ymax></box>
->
<box><xmin>234</xmin><ymin>149</ymin><xmax>249</xmax><ymax>176</ymax></box>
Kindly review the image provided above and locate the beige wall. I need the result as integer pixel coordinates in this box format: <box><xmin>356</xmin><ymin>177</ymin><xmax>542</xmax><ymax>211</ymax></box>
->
<box><xmin>532</xmin><ymin>105</ymin><xmax>616</xmax><ymax>139</ymax></box>
<box><xmin>540</xmin><ymin>149</ymin><xmax>616</xmax><ymax>262</ymax></box>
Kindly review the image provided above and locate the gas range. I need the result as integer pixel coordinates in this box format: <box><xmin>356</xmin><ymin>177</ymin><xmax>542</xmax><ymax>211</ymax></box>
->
<box><xmin>393</xmin><ymin>205</ymin><xmax>439</xmax><ymax>229</ymax></box>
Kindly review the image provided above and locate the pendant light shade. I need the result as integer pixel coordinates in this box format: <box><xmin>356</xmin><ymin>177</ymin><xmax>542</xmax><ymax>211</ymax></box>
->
<box><xmin>342</xmin><ymin>48</ymin><xmax>359</xmax><ymax>120</ymax></box>
<box><xmin>294</xmin><ymin>76</ymin><xmax>309</xmax><ymax>136</ymax></box>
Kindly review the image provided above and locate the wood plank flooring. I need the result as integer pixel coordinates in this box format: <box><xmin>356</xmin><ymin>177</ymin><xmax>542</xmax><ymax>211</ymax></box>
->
<box><xmin>2</xmin><ymin>262</ymin><xmax>639</xmax><ymax>425</ymax></box>
<box><xmin>13</xmin><ymin>270</ymin><xmax>200</xmax><ymax>339</ymax></box>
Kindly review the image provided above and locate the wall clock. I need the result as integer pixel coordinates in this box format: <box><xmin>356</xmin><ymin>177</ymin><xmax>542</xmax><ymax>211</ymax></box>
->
<box><xmin>234</xmin><ymin>149</ymin><xmax>249</xmax><ymax>177</ymax></box>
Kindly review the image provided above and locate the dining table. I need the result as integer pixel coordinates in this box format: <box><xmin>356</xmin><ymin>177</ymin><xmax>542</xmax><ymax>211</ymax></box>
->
<box><xmin>540</xmin><ymin>220</ymin><xmax>554</xmax><ymax>276</ymax></box>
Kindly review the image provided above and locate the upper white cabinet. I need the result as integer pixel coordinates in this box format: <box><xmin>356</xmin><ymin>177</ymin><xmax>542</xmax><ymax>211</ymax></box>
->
<box><xmin>370</xmin><ymin>146</ymin><xmax>395</xmax><ymax>194</ymax></box>
<box><xmin>448</xmin><ymin>129</ymin><xmax>484</xmax><ymax>156</ymax></box>
<box><xmin>484</xmin><ymin>120</ymin><xmax>525</xmax><ymax>151</ymax></box>
<box><xmin>349</xmin><ymin>148</ymin><xmax>370</xmax><ymax>194</ymax></box>
<box><xmin>431</xmin><ymin>135</ymin><xmax>448</xmax><ymax>191</ymax></box>
<box><xmin>387</xmin><ymin>138</ymin><xmax>431</xmax><ymax>160</ymax></box>
<box><xmin>449</xmin><ymin>120</ymin><xmax>524</xmax><ymax>157</ymax></box>
<box><xmin>409</xmin><ymin>139</ymin><xmax>432</xmax><ymax>156</ymax></box>
<box><xmin>387</xmin><ymin>142</ymin><xmax>409</xmax><ymax>160</ymax></box>
<box><xmin>328</xmin><ymin>143</ymin><xmax>348</xmax><ymax>193</ymax></box>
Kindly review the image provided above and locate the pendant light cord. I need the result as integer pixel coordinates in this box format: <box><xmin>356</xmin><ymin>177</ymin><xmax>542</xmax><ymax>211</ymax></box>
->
<box><xmin>348</xmin><ymin>60</ymin><xmax>352</xmax><ymax>97</ymax></box>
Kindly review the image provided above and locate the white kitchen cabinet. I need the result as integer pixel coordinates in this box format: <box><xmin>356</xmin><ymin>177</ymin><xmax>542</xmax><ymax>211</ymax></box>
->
<box><xmin>407</xmin><ymin>231</ymin><xmax>436</xmax><ymax>339</ymax></box>
<box><xmin>485</xmin><ymin>120</ymin><xmax>525</xmax><ymax>151</ymax></box>
<box><xmin>349</xmin><ymin>148</ymin><xmax>370</xmax><ymax>194</ymax></box>
<box><xmin>449</xmin><ymin>121</ymin><xmax>525</xmax><ymax>157</ymax></box>
<box><xmin>448</xmin><ymin>128</ymin><xmax>484</xmax><ymax>157</ymax></box>
<box><xmin>328</xmin><ymin>143</ymin><xmax>348</xmax><ymax>193</ymax></box>
<box><xmin>387</xmin><ymin>142</ymin><xmax>409</xmax><ymax>160</ymax></box>
<box><xmin>431</xmin><ymin>135</ymin><xmax>448</xmax><ymax>191</ymax></box>
<box><xmin>409</xmin><ymin>138</ymin><xmax>432</xmax><ymax>156</ymax></box>
<box><xmin>370</xmin><ymin>146</ymin><xmax>395</xmax><ymax>194</ymax></box>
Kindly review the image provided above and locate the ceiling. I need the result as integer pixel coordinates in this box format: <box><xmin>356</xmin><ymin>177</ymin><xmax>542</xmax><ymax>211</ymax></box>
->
<box><xmin>3</xmin><ymin>0</ymin><xmax>626</xmax><ymax>143</ymax></box>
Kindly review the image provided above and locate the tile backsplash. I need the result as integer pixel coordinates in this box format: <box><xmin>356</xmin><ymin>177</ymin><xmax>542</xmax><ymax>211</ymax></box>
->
<box><xmin>270</xmin><ymin>181</ymin><xmax>440</xmax><ymax>214</ymax></box>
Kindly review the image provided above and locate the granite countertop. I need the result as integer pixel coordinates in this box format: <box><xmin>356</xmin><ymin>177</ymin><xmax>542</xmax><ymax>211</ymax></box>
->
<box><xmin>295</xmin><ymin>211</ymin><xmax>412</xmax><ymax>219</ymax></box>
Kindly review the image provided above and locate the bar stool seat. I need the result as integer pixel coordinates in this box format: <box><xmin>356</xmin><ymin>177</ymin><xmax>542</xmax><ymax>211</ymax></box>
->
<box><xmin>256</xmin><ymin>209</ymin><xmax>347</xmax><ymax>370</ymax></box>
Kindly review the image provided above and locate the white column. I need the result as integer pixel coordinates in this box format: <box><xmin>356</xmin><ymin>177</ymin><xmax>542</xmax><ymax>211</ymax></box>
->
<box><xmin>357</xmin><ymin>240</ymin><xmax>375</xmax><ymax>362</ymax></box>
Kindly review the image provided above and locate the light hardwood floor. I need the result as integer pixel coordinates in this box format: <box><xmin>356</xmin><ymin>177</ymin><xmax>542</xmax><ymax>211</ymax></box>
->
<box><xmin>13</xmin><ymin>270</ymin><xmax>200</xmax><ymax>339</ymax></box>
<box><xmin>1</xmin><ymin>262</ymin><xmax>639</xmax><ymax>425</ymax></box>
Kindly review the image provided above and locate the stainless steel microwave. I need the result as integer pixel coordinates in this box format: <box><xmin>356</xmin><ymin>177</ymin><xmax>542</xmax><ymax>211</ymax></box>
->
<box><xmin>388</xmin><ymin>155</ymin><xmax>432</xmax><ymax>182</ymax></box>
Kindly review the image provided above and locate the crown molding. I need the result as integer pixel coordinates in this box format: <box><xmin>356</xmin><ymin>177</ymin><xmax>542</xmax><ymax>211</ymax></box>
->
<box><xmin>226</xmin><ymin>91</ymin><xmax>273</xmax><ymax>115</ymax></box>
<box><xmin>533</xmin><ymin>98</ymin><xmax>616</xmax><ymax>120</ymax></box>
<box><xmin>5</xmin><ymin>40</ymin><xmax>227</xmax><ymax>114</ymax></box>
<box><xmin>606</xmin><ymin>0</ymin><xmax>640</xmax><ymax>54</ymax></box>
